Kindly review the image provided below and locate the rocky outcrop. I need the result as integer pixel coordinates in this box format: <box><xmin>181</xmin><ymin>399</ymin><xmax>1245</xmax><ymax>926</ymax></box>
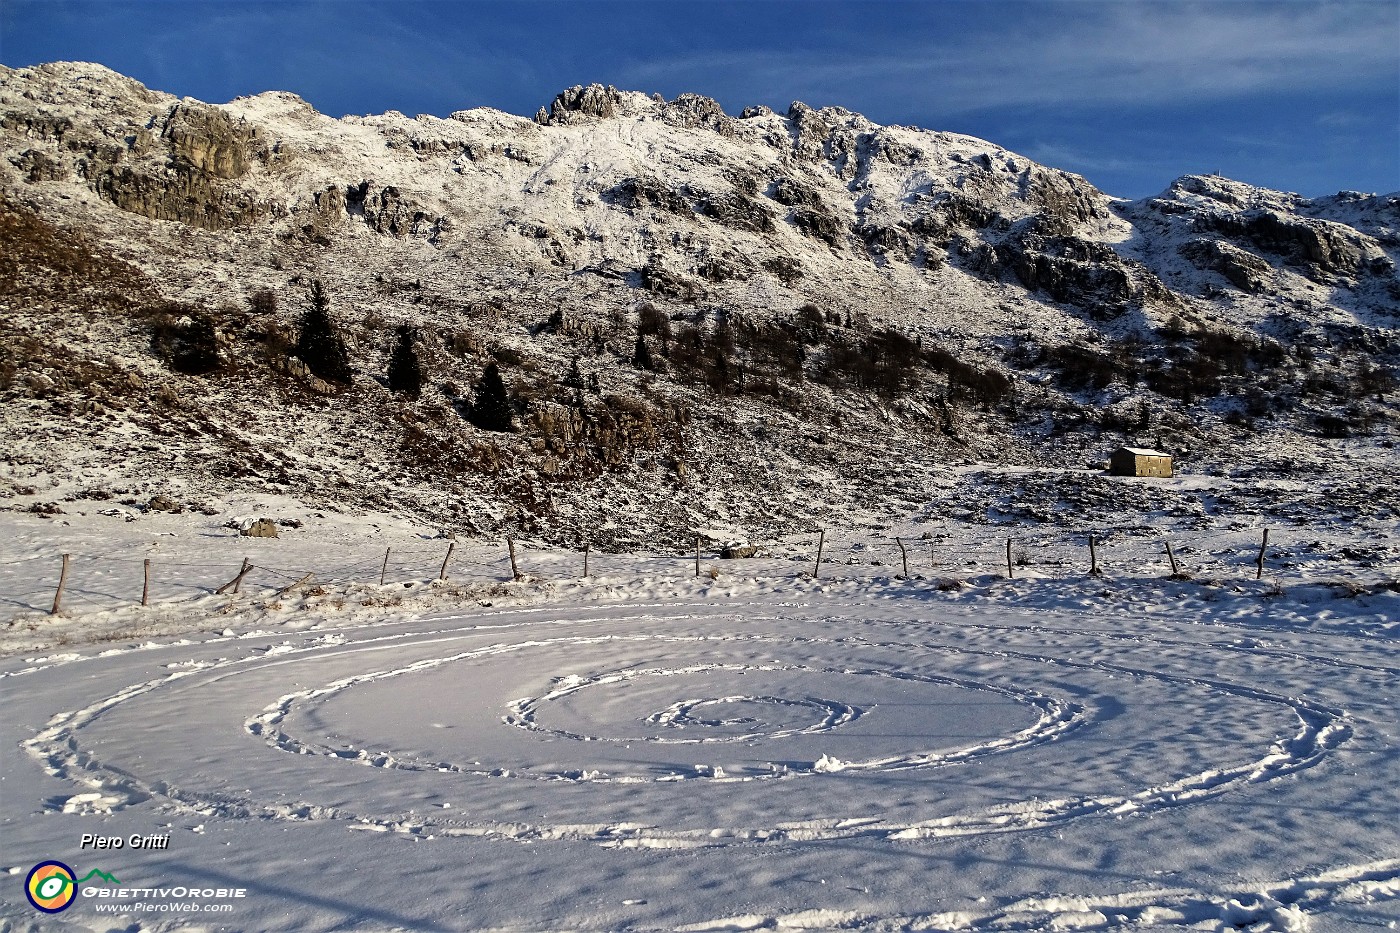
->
<box><xmin>538</xmin><ymin>84</ymin><xmax>627</xmax><ymax>125</ymax></box>
<box><xmin>1304</xmin><ymin>191</ymin><xmax>1400</xmax><ymax>246</ymax></box>
<box><xmin>24</xmin><ymin>98</ymin><xmax>282</xmax><ymax>229</ymax></box>
<box><xmin>297</xmin><ymin>184</ymin><xmax>347</xmax><ymax>243</ymax></box>
<box><xmin>239</xmin><ymin>518</ymin><xmax>279</xmax><ymax>538</ymax></box>
<box><xmin>11</xmin><ymin>148</ymin><xmax>67</xmax><ymax>182</ymax></box>
<box><xmin>696</xmin><ymin>190</ymin><xmax>774</xmax><ymax>234</ymax></box>
<box><xmin>694</xmin><ymin>249</ymin><xmax>754</xmax><ymax>283</ymax></box>
<box><xmin>786</xmin><ymin>102</ymin><xmax>832</xmax><ymax>161</ymax></box>
<box><xmin>791</xmin><ymin>208</ymin><xmax>845</xmax><ymax>247</ymax></box>
<box><xmin>1197</xmin><ymin>209</ymin><xmax>1375</xmax><ymax>279</ymax></box>
<box><xmin>661</xmin><ymin>94</ymin><xmax>733</xmax><ymax>137</ymax></box>
<box><xmin>1024</xmin><ymin>168</ymin><xmax>1109</xmax><ymax>226</ymax></box>
<box><xmin>769</xmin><ymin>177</ymin><xmax>824</xmax><ymax>209</ymax></box>
<box><xmin>607</xmin><ymin>177</ymin><xmax>773</xmax><ymax>234</ymax></box>
<box><xmin>161</xmin><ymin>102</ymin><xmax>264</xmax><ymax>179</ymax></box>
<box><xmin>1000</xmin><ymin>230</ymin><xmax>1172</xmax><ymax>315</ymax></box>
<box><xmin>908</xmin><ymin>194</ymin><xmax>1009</xmax><ymax>247</ymax></box>
<box><xmin>607</xmin><ymin>176</ymin><xmax>692</xmax><ymax>217</ymax></box>
<box><xmin>1179</xmin><ymin>238</ymin><xmax>1273</xmax><ymax>293</ymax></box>
<box><xmin>641</xmin><ymin>263</ymin><xmax>704</xmax><ymax>301</ymax></box>
<box><xmin>0</xmin><ymin>109</ymin><xmax>73</xmax><ymax>143</ymax></box>
<box><xmin>92</xmin><ymin>163</ymin><xmax>272</xmax><ymax>229</ymax></box>
<box><xmin>857</xmin><ymin>222</ymin><xmax>916</xmax><ymax>261</ymax></box>
<box><xmin>871</xmin><ymin>130</ymin><xmax>922</xmax><ymax>167</ymax></box>
<box><xmin>771</xmin><ymin>178</ymin><xmax>848</xmax><ymax>246</ymax></box>
<box><xmin>346</xmin><ymin>181</ymin><xmax>446</xmax><ymax>239</ymax></box>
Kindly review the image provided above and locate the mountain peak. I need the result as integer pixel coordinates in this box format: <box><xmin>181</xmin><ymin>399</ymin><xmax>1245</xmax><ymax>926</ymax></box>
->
<box><xmin>1</xmin><ymin>61</ymin><xmax>1395</xmax><ymax>546</ymax></box>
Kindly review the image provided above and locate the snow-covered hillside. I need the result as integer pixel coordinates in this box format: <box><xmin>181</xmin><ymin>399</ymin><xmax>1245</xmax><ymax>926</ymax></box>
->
<box><xmin>1</xmin><ymin>61</ymin><xmax>1397</xmax><ymax>551</ymax></box>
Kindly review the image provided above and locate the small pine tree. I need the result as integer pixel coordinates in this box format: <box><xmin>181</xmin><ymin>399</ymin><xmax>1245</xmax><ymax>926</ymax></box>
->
<box><xmin>633</xmin><ymin>335</ymin><xmax>655</xmax><ymax>371</ymax></box>
<box><xmin>563</xmin><ymin>356</ymin><xmax>585</xmax><ymax>390</ymax></box>
<box><xmin>387</xmin><ymin>325</ymin><xmax>422</xmax><ymax>398</ymax></box>
<box><xmin>469</xmin><ymin>362</ymin><xmax>515</xmax><ymax>432</ymax></box>
<box><xmin>296</xmin><ymin>281</ymin><xmax>353</xmax><ymax>384</ymax></box>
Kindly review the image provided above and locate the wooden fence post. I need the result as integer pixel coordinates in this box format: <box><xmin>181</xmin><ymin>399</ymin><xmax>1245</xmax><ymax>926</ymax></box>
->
<box><xmin>440</xmin><ymin>542</ymin><xmax>455</xmax><ymax>581</ymax></box>
<box><xmin>1165</xmin><ymin>539</ymin><xmax>1179</xmax><ymax>576</ymax></box>
<box><xmin>380</xmin><ymin>548</ymin><xmax>391</xmax><ymax>586</ymax></box>
<box><xmin>814</xmin><ymin>529</ymin><xmax>825</xmax><ymax>579</ymax></box>
<box><xmin>1089</xmin><ymin>535</ymin><xmax>1100</xmax><ymax>576</ymax></box>
<box><xmin>896</xmin><ymin>537</ymin><xmax>909</xmax><ymax>579</ymax></box>
<box><xmin>51</xmin><ymin>553</ymin><xmax>70</xmax><ymax>615</ymax></box>
<box><xmin>695</xmin><ymin>537</ymin><xmax>701</xmax><ymax>577</ymax></box>
<box><xmin>217</xmin><ymin>559</ymin><xmax>252</xmax><ymax>595</ymax></box>
<box><xmin>583</xmin><ymin>545</ymin><xmax>590</xmax><ymax>579</ymax></box>
<box><xmin>1256</xmin><ymin>528</ymin><xmax>1269</xmax><ymax>580</ymax></box>
<box><xmin>142</xmin><ymin>558</ymin><xmax>151</xmax><ymax>607</ymax></box>
<box><xmin>507</xmin><ymin>538</ymin><xmax>520</xmax><ymax>581</ymax></box>
<box><xmin>1006</xmin><ymin>539</ymin><xmax>1014</xmax><ymax>580</ymax></box>
<box><xmin>275</xmin><ymin>572</ymin><xmax>314</xmax><ymax>598</ymax></box>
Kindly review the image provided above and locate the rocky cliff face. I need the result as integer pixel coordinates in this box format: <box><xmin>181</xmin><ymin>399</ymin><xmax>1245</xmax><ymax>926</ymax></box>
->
<box><xmin>1</xmin><ymin>63</ymin><xmax>1396</xmax><ymax>545</ymax></box>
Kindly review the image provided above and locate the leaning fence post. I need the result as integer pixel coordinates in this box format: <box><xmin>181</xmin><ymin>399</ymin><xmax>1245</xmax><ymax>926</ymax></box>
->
<box><xmin>1165</xmin><ymin>539</ymin><xmax>1179</xmax><ymax>576</ymax></box>
<box><xmin>507</xmin><ymin>538</ymin><xmax>520</xmax><ymax>581</ymax></box>
<box><xmin>142</xmin><ymin>558</ymin><xmax>151</xmax><ymax>607</ymax></box>
<box><xmin>896</xmin><ymin>537</ymin><xmax>909</xmax><ymax>579</ymax></box>
<box><xmin>440</xmin><ymin>541</ymin><xmax>455</xmax><ymax>581</ymax></box>
<box><xmin>275</xmin><ymin>572</ymin><xmax>314</xmax><ymax>598</ymax></box>
<box><xmin>380</xmin><ymin>548</ymin><xmax>390</xmax><ymax>586</ymax></box>
<box><xmin>217</xmin><ymin>559</ymin><xmax>252</xmax><ymax>595</ymax></box>
<box><xmin>1256</xmin><ymin>528</ymin><xmax>1269</xmax><ymax>580</ymax></box>
<box><xmin>1006</xmin><ymin>539</ymin><xmax>1014</xmax><ymax>580</ymax></box>
<box><xmin>1089</xmin><ymin>535</ymin><xmax>1101</xmax><ymax>576</ymax></box>
<box><xmin>51</xmin><ymin>553</ymin><xmax>70</xmax><ymax>615</ymax></box>
<box><xmin>814</xmin><ymin>529</ymin><xmax>825</xmax><ymax>579</ymax></box>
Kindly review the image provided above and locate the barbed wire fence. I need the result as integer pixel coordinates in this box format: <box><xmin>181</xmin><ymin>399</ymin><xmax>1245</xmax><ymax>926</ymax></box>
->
<box><xmin>1</xmin><ymin>523</ymin><xmax>1393</xmax><ymax>620</ymax></box>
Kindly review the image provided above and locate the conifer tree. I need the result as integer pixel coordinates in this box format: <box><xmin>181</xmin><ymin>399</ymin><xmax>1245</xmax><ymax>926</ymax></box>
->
<box><xmin>387</xmin><ymin>325</ymin><xmax>422</xmax><ymax>398</ymax></box>
<box><xmin>633</xmin><ymin>335</ymin><xmax>655</xmax><ymax>371</ymax></box>
<box><xmin>296</xmin><ymin>281</ymin><xmax>353</xmax><ymax>384</ymax></box>
<box><xmin>563</xmin><ymin>356</ymin><xmax>585</xmax><ymax>390</ymax></box>
<box><xmin>469</xmin><ymin>361</ymin><xmax>515</xmax><ymax>432</ymax></box>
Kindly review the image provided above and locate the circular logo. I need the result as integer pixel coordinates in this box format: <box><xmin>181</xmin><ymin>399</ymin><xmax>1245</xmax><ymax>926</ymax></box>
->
<box><xmin>25</xmin><ymin>860</ymin><xmax>77</xmax><ymax>913</ymax></box>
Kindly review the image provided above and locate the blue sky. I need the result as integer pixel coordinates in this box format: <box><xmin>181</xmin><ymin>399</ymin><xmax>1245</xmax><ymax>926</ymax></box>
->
<box><xmin>2</xmin><ymin>0</ymin><xmax>1396</xmax><ymax>198</ymax></box>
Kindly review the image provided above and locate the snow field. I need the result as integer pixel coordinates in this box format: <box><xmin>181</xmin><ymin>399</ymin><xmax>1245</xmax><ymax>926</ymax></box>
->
<box><xmin>3</xmin><ymin>590</ymin><xmax>1399</xmax><ymax>930</ymax></box>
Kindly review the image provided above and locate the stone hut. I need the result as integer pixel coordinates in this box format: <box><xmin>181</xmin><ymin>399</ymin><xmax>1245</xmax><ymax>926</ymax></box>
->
<box><xmin>1109</xmin><ymin>447</ymin><xmax>1174</xmax><ymax>478</ymax></box>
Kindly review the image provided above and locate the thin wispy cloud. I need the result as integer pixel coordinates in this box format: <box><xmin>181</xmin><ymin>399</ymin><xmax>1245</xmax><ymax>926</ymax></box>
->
<box><xmin>617</xmin><ymin>2</ymin><xmax>1397</xmax><ymax>116</ymax></box>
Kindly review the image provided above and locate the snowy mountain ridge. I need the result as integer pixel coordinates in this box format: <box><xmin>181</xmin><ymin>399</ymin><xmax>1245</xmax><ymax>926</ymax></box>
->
<box><xmin>1</xmin><ymin>61</ymin><xmax>1397</xmax><ymax>548</ymax></box>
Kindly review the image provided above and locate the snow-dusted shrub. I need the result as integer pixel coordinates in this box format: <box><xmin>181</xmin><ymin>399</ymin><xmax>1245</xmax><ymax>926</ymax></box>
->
<box><xmin>147</xmin><ymin>301</ymin><xmax>224</xmax><ymax>376</ymax></box>
<box><xmin>248</xmin><ymin>289</ymin><xmax>277</xmax><ymax>316</ymax></box>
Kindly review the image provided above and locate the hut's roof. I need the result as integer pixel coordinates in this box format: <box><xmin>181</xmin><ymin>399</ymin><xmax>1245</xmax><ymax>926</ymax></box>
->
<box><xmin>1117</xmin><ymin>447</ymin><xmax>1171</xmax><ymax>457</ymax></box>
